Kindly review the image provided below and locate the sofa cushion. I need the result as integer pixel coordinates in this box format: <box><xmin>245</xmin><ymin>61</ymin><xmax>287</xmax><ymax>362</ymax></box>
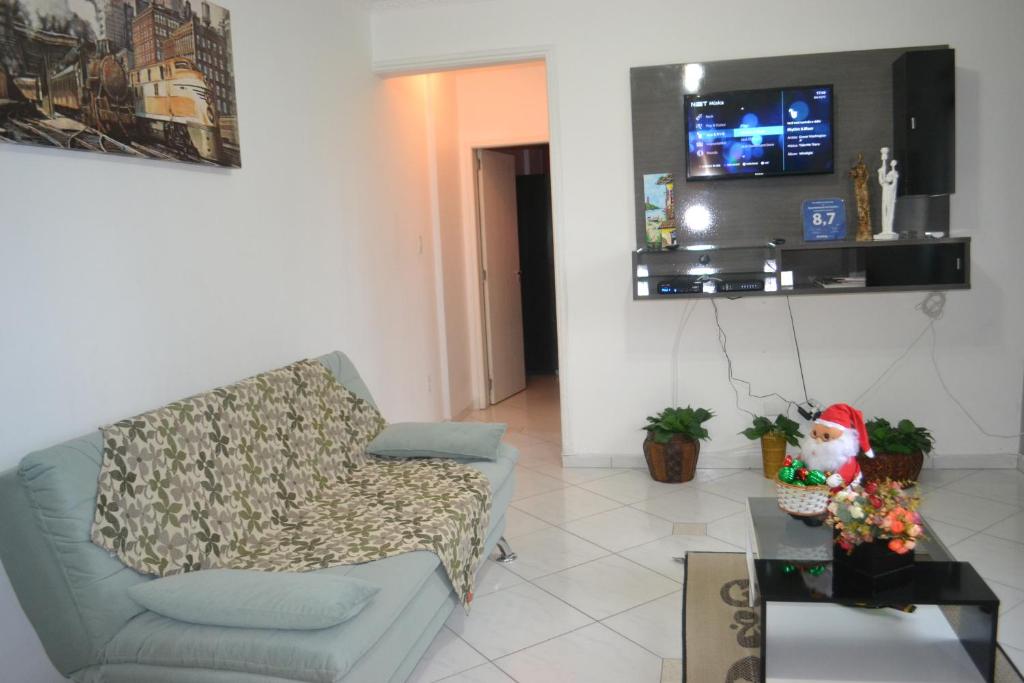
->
<box><xmin>98</xmin><ymin>448</ymin><xmax>516</xmax><ymax>683</ymax></box>
<box><xmin>367</xmin><ymin>422</ymin><xmax>507</xmax><ymax>461</ymax></box>
<box><xmin>97</xmin><ymin>447</ymin><xmax>518</xmax><ymax>683</ymax></box>
<box><xmin>127</xmin><ymin>570</ymin><xmax>380</xmax><ymax>631</ymax></box>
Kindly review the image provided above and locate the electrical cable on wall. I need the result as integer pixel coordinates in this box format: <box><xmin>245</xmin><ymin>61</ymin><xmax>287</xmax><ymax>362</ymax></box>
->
<box><xmin>688</xmin><ymin>292</ymin><xmax>1021</xmax><ymax>439</ymax></box>
<box><xmin>710</xmin><ymin>299</ymin><xmax>809</xmax><ymax>419</ymax></box>
<box><xmin>786</xmin><ymin>296</ymin><xmax>812</xmax><ymax>406</ymax></box>
<box><xmin>854</xmin><ymin>291</ymin><xmax>1023</xmax><ymax>439</ymax></box>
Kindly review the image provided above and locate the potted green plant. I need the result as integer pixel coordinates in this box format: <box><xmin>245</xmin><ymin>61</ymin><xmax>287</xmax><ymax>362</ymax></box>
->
<box><xmin>859</xmin><ymin>418</ymin><xmax>935</xmax><ymax>483</ymax></box>
<box><xmin>741</xmin><ymin>415</ymin><xmax>803</xmax><ymax>479</ymax></box>
<box><xmin>641</xmin><ymin>406</ymin><xmax>713</xmax><ymax>483</ymax></box>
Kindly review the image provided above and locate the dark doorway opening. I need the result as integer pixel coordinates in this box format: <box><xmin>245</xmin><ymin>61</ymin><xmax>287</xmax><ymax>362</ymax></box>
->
<box><xmin>491</xmin><ymin>144</ymin><xmax>558</xmax><ymax>375</ymax></box>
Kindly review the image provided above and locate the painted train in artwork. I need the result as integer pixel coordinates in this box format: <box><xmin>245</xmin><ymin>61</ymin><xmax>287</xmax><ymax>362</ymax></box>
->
<box><xmin>0</xmin><ymin>0</ymin><xmax>241</xmax><ymax>166</ymax></box>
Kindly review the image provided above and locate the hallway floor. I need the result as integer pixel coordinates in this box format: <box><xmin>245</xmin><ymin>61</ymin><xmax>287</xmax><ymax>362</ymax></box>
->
<box><xmin>407</xmin><ymin>378</ymin><xmax>1024</xmax><ymax>682</ymax></box>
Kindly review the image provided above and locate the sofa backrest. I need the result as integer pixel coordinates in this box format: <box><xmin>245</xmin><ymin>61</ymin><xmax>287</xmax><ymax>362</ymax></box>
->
<box><xmin>0</xmin><ymin>352</ymin><xmax>374</xmax><ymax>678</ymax></box>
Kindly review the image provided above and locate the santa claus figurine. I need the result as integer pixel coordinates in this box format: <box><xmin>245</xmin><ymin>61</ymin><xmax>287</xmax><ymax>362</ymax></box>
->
<box><xmin>800</xmin><ymin>403</ymin><xmax>874</xmax><ymax>490</ymax></box>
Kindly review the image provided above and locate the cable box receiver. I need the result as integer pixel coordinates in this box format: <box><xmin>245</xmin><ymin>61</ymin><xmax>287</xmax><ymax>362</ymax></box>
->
<box><xmin>658</xmin><ymin>277</ymin><xmax>702</xmax><ymax>295</ymax></box>
<box><xmin>719</xmin><ymin>279</ymin><xmax>765</xmax><ymax>293</ymax></box>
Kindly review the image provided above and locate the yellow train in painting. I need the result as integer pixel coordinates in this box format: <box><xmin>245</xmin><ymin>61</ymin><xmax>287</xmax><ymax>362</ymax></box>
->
<box><xmin>132</xmin><ymin>58</ymin><xmax>221</xmax><ymax>163</ymax></box>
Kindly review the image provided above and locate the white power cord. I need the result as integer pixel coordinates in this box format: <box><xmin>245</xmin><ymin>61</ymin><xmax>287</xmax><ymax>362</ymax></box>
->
<box><xmin>673</xmin><ymin>291</ymin><xmax>1023</xmax><ymax>440</ymax></box>
<box><xmin>856</xmin><ymin>292</ymin><xmax>1023</xmax><ymax>439</ymax></box>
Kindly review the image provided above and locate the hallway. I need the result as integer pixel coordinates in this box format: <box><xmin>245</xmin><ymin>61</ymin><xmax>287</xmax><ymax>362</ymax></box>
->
<box><xmin>461</xmin><ymin>376</ymin><xmax>561</xmax><ymax>450</ymax></box>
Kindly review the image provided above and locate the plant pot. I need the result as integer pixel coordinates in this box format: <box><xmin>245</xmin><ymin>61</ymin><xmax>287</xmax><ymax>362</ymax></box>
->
<box><xmin>857</xmin><ymin>450</ymin><xmax>925</xmax><ymax>484</ymax></box>
<box><xmin>643</xmin><ymin>433</ymin><xmax>699</xmax><ymax>483</ymax></box>
<box><xmin>760</xmin><ymin>433</ymin><xmax>788</xmax><ymax>479</ymax></box>
<box><xmin>834</xmin><ymin>537</ymin><xmax>915</xmax><ymax>593</ymax></box>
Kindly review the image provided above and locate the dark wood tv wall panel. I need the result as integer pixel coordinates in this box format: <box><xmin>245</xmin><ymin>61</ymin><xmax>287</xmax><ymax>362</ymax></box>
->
<box><xmin>630</xmin><ymin>46</ymin><xmax>947</xmax><ymax>250</ymax></box>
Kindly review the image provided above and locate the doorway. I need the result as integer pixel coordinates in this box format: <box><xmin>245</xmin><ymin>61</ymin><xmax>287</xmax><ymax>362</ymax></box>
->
<box><xmin>476</xmin><ymin>144</ymin><xmax>557</xmax><ymax>406</ymax></box>
<box><xmin>421</xmin><ymin>60</ymin><xmax>560</xmax><ymax>431</ymax></box>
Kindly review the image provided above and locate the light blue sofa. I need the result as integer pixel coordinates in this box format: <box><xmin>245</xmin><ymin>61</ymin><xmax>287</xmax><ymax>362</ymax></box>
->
<box><xmin>0</xmin><ymin>352</ymin><xmax>518</xmax><ymax>682</ymax></box>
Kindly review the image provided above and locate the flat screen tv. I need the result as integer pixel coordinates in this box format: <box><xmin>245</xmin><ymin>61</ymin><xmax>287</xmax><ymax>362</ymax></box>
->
<box><xmin>685</xmin><ymin>84</ymin><xmax>834</xmax><ymax>180</ymax></box>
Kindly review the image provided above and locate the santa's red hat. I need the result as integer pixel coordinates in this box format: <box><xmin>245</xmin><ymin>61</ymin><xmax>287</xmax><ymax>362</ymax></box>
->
<box><xmin>816</xmin><ymin>403</ymin><xmax>874</xmax><ymax>458</ymax></box>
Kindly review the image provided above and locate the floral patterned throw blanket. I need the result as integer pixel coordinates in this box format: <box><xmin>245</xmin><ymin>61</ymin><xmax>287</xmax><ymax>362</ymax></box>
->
<box><xmin>91</xmin><ymin>360</ymin><xmax>491</xmax><ymax>607</ymax></box>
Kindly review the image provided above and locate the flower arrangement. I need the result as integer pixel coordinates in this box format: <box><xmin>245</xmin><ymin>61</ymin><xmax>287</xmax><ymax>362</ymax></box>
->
<box><xmin>827</xmin><ymin>480</ymin><xmax>924</xmax><ymax>555</ymax></box>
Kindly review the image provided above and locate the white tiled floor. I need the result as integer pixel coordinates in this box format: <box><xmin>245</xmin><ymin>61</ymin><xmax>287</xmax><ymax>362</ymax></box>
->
<box><xmin>408</xmin><ymin>376</ymin><xmax>1024</xmax><ymax>682</ymax></box>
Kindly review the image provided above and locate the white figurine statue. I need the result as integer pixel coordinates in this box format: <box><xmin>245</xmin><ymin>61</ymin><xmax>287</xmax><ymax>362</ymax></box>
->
<box><xmin>876</xmin><ymin>147</ymin><xmax>900</xmax><ymax>240</ymax></box>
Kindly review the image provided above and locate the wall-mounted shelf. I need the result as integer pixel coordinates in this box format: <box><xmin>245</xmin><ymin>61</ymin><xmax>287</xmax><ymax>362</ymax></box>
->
<box><xmin>633</xmin><ymin>237</ymin><xmax>970</xmax><ymax>300</ymax></box>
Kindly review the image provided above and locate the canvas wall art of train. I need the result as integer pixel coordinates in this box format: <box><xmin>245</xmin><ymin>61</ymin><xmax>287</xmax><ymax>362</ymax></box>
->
<box><xmin>0</xmin><ymin>0</ymin><xmax>241</xmax><ymax>167</ymax></box>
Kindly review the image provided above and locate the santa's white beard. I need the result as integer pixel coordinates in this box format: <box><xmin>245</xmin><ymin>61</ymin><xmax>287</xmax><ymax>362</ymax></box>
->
<box><xmin>800</xmin><ymin>428</ymin><xmax>860</xmax><ymax>473</ymax></box>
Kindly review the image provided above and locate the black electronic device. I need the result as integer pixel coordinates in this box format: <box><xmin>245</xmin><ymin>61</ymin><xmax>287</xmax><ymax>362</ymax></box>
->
<box><xmin>684</xmin><ymin>84</ymin><xmax>834</xmax><ymax>180</ymax></box>
<box><xmin>719</xmin><ymin>278</ymin><xmax>765</xmax><ymax>293</ymax></box>
<box><xmin>658</xmin><ymin>277</ymin><xmax>703</xmax><ymax>295</ymax></box>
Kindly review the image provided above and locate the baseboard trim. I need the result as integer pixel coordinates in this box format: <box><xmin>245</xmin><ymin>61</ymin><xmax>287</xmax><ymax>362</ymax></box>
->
<box><xmin>560</xmin><ymin>454</ymin><xmax>614</xmax><ymax>468</ymax></box>
<box><xmin>923</xmin><ymin>453</ymin><xmax>1019</xmax><ymax>469</ymax></box>
<box><xmin>563</xmin><ymin>451</ymin><xmax>1020</xmax><ymax>470</ymax></box>
<box><xmin>450</xmin><ymin>405</ymin><xmax>475</xmax><ymax>422</ymax></box>
<box><xmin>563</xmin><ymin>446</ymin><xmax>762</xmax><ymax>470</ymax></box>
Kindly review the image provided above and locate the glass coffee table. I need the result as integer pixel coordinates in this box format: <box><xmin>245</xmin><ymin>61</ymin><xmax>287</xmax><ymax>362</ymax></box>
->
<box><xmin>745</xmin><ymin>497</ymin><xmax>1000</xmax><ymax>682</ymax></box>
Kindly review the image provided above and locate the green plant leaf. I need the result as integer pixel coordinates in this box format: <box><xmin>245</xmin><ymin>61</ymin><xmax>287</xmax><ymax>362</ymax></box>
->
<box><xmin>641</xmin><ymin>406</ymin><xmax>714</xmax><ymax>442</ymax></box>
<box><xmin>866</xmin><ymin>416</ymin><xmax>934</xmax><ymax>456</ymax></box>
<box><xmin>741</xmin><ymin>427</ymin><xmax>761</xmax><ymax>440</ymax></box>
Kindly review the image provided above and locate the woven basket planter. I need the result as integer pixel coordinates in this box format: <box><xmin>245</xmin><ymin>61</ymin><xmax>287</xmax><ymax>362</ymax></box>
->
<box><xmin>643</xmin><ymin>433</ymin><xmax>700</xmax><ymax>483</ymax></box>
<box><xmin>856</xmin><ymin>451</ymin><xmax>925</xmax><ymax>484</ymax></box>
<box><xmin>776</xmin><ymin>481</ymin><xmax>830</xmax><ymax>517</ymax></box>
<box><xmin>760</xmin><ymin>434</ymin><xmax>788</xmax><ymax>479</ymax></box>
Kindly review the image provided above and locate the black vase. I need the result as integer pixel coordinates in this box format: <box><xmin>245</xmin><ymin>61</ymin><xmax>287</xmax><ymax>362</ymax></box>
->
<box><xmin>834</xmin><ymin>539</ymin><xmax>915</xmax><ymax>593</ymax></box>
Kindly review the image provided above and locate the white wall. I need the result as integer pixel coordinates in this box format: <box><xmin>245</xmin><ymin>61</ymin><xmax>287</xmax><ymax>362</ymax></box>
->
<box><xmin>428</xmin><ymin>62</ymin><xmax>549</xmax><ymax>418</ymax></box>
<box><xmin>373</xmin><ymin>0</ymin><xmax>1024</xmax><ymax>467</ymax></box>
<box><xmin>0</xmin><ymin>0</ymin><xmax>443</xmax><ymax>679</ymax></box>
<box><xmin>427</xmin><ymin>70</ymin><xmax>470</xmax><ymax>418</ymax></box>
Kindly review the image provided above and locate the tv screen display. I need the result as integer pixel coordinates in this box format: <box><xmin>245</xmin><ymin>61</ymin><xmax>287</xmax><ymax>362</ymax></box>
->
<box><xmin>685</xmin><ymin>85</ymin><xmax>834</xmax><ymax>180</ymax></box>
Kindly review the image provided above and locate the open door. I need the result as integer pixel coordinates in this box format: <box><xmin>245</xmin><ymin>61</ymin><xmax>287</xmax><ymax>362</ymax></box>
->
<box><xmin>477</xmin><ymin>149</ymin><xmax>527</xmax><ymax>404</ymax></box>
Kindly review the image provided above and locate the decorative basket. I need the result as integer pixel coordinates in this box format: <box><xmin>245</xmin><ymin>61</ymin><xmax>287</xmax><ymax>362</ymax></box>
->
<box><xmin>643</xmin><ymin>434</ymin><xmax>700</xmax><ymax>483</ymax></box>
<box><xmin>776</xmin><ymin>481</ymin><xmax>830</xmax><ymax>517</ymax></box>
<box><xmin>857</xmin><ymin>451</ymin><xmax>924</xmax><ymax>484</ymax></box>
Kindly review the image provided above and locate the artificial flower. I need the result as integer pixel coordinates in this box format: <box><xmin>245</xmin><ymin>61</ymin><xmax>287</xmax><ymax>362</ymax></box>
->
<box><xmin>826</xmin><ymin>479</ymin><xmax>924</xmax><ymax>556</ymax></box>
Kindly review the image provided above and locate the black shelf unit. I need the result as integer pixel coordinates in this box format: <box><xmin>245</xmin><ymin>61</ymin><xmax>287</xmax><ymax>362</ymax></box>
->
<box><xmin>632</xmin><ymin>237</ymin><xmax>970</xmax><ymax>300</ymax></box>
<box><xmin>894</xmin><ymin>48</ymin><xmax>956</xmax><ymax>196</ymax></box>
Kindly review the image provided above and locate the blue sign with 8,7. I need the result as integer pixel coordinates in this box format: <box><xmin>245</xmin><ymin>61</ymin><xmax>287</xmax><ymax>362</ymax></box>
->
<box><xmin>802</xmin><ymin>198</ymin><xmax>847</xmax><ymax>241</ymax></box>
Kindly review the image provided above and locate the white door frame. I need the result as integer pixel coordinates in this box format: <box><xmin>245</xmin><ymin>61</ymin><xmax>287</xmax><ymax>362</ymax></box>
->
<box><xmin>374</xmin><ymin>47</ymin><xmax>572</xmax><ymax>453</ymax></box>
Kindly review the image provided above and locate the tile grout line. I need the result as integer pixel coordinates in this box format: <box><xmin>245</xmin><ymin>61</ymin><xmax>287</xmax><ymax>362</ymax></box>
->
<box><xmin>930</xmin><ymin>483</ymin><xmax>1024</xmax><ymax>509</ymax></box>
<box><xmin>461</xmin><ymin>386</ymin><xmax>674</xmax><ymax>681</ymax></box>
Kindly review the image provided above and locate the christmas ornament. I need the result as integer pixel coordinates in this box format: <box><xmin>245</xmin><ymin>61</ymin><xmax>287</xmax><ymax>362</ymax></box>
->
<box><xmin>796</xmin><ymin>467</ymin><xmax>809</xmax><ymax>481</ymax></box>
<box><xmin>806</xmin><ymin>471</ymin><xmax>827</xmax><ymax>486</ymax></box>
<box><xmin>798</xmin><ymin>403</ymin><xmax>874</xmax><ymax>489</ymax></box>
<box><xmin>790</xmin><ymin>458</ymin><xmax>805</xmax><ymax>471</ymax></box>
<box><xmin>778</xmin><ymin>466</ymin><xmax>796</xmax><ymax>483</ymax></box>
<box><xmin>782</xmin><ymin>455</ymin><xmax>794</xmax><ymax>468</ymax></box>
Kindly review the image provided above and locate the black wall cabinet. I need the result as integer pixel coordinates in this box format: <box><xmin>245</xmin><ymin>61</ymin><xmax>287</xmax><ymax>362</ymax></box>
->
<box><xmin>893</xmin><ymin>48</ymin><xmax>956</xmax><ymax>196</ymax></box>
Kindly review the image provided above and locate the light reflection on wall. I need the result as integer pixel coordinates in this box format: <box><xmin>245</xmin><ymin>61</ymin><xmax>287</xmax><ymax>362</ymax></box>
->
<box><xmin>683</xmin><ymin>63</ymin><xmax>704</xmax><ymax>93</ymax></box>
<box><xmin>682</xmin><ymin>204</ymin><xmax>713</xmax><ymax>233</ymax></box>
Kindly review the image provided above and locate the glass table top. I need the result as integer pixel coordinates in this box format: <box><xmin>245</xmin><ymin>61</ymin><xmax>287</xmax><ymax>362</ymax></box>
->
<box><xmin>746</xmin><ymin>496</ymin><xmax>955</xmax><ymax>564</ymax></box>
